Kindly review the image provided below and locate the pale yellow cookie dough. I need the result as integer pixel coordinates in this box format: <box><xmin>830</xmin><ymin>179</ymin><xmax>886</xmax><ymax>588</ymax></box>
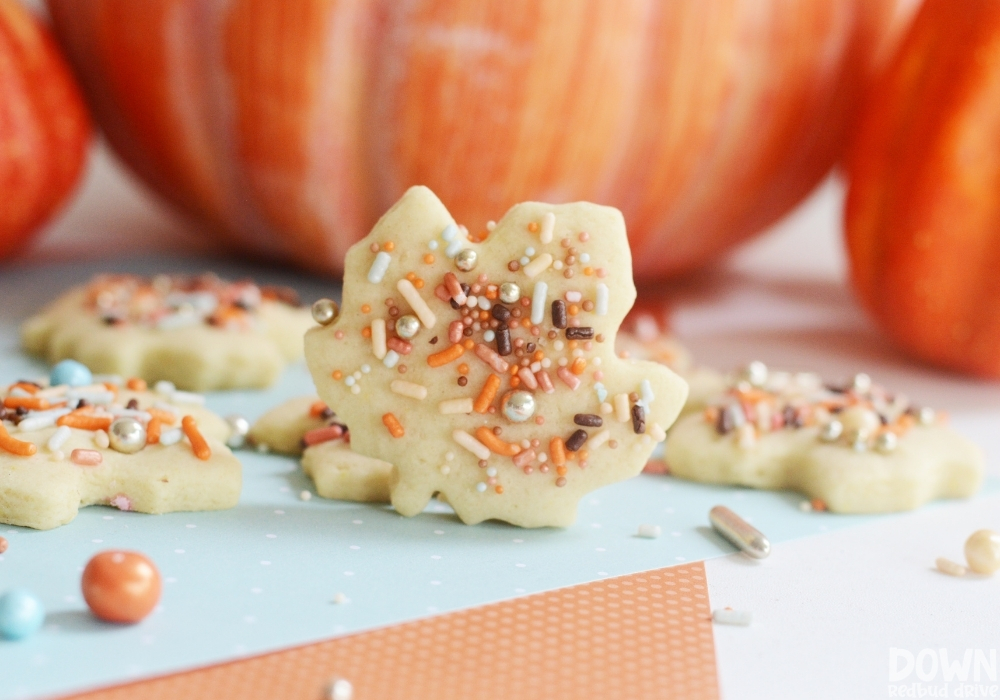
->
<box><xmin>306</xmin><ymin>186</ymin><xmax>688</xmax><ymax>528</ymax></box>
<box><xmin>22</xmin><ymin>277</ymin><xmax>314</xmax><ymax>391</ymax></box>
<box><xmin>665</xmin><ymin>366</ymin><xmax>984</xmax><ymax>513</ymax></box>
<box><xmin>0</xmin><ymin>388</ymin><xmax>240</xmax><ymax>530</ymax></box>
<box><xmin>248</xmin><ymin>395</ymin><xmax>327</xmax><ymax>456</ymax></box>
<box><xmin>302</xmin><ymin>440</ymin><xmax>392</xmax><ymax>503</ymax></box>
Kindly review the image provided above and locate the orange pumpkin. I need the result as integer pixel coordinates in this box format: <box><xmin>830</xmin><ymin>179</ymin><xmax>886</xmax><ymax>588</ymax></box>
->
<box><xmin>846</xmin><ymin>0</ymin><xmax>1000</xmax><ymax>378</ymax></box>
<box><xmin>49</xmin><ymin>0</ymin><xmax>904</xmax><ymax>279</ymax></box>
<box><xmin>0</xmin><ymin>0</ymin><xmax>91</xmax><ymax>260</ymax></box>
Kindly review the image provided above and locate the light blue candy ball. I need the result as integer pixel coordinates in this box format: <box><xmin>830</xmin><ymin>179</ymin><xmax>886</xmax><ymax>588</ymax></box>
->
<box><xmin>0</xmin><ymin>589</ymin><xmax>45</xmax><ymax>640</ymax></box>
<box><xmin>50</xmin><ymin>360</ymin><xmax>93</xmax><ymax>388</ymax></box>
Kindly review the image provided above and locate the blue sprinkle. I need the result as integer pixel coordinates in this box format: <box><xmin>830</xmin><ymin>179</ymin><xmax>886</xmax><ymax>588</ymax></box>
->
<box><xmin>0</xmin><ymin>589</ymin><xmax>45</xmax><ymax>641</ymax></box>
<box><xmin>50</xmin><ymin>359</ymin><xmax>92</xmax><ymax>388</ymax></box>
<box><xmin>595</xmin><ymin>382</ymin><xmax>608</xmax><ymax>404</ymax></box>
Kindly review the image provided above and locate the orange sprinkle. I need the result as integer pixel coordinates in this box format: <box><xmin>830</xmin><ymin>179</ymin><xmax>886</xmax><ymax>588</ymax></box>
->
<box><xmin>4</xmin><ymin>396</ymin><xmax>50</xmax><ymax>411</ymax></box>
<box><xmin>181</xmin><ymin>415</ymin><xmax>212</xmax><ymax>460</ymax></box>
<box><xmin>383</xmin><ymin>241</ymin><xmax>395</xmax><ymax>252</ymax></box>
<box><xmin>478</xmin><ymin>310</ymin><xmax>489</xmax><ymax>321</ymax></box>
<box><xmin>550</xmin><ymin>437</ymin><xmax>567</xmax><ymax>467</ymax></box>
<box><xmin>423</xmin><ymin>253</ymin><xmax>435</xmax><ymax>264</ymax></box>
<box><xmin>527</xmin><ymin>221</ymin><xmax>540</xmax><ymax>233</ymax></box>
<box><xmin>570</xmin><ymin>357</ymin><xmax>587</xmax><ymax>375</ymax></box>
<box><xmin>462</xmin><ymin>338</ymin><xmax>475</xmax><ymax>350</ymax></box>
<box><xmin>406</xmin><ymin>272</ymin><xmax>416</xmax><ymax>281</ymax></box>
<box><xmin>475</xmin><ymin>427</ymin><xmax>521</xmax><ymax>456</ymax></box>
<box><xmin>810</xmin><ymin>498</ymin><xmax>828</xmax><ymax>512</ymax></box>
<box><xmin>568</xmin><ymin>340</ymin><xmax>578</xmax><ymax>350</ymax></box>
<box><xmin>510</xmin><ymin>364</ymin><xmax>520</xmax><ymax>375</ymax></box>
<box><xmin>428</xmin><ymin>344</ymin><xmax>465</xmax><ymax>367</ymax></box>
<box><xmin>474</xmin><ymin>374</ymin><xmax>501</xmax><ymax>413</ymax></box>
<box><xmin>578</xmin><ymin>449</ymin><xmax>589</xmax><ymax>462</ymax></box>
<box><xmin>457</xmin><ymin>364</ymin><xmax>469</xmax><ymax>375</ymax></box>
<box><xmin>309</xmin><ymin>400</ymin><xmax>329</xmax><ymax>418</ymax></box>
<box><xmin>0</xmin><ymin>423</ymin><xmax>36</xmax><ymax>456</ymax></box>
<box><xmin>510</xmin><ymin>376</ymin><xmax>521</xmax><ymax>388</ymax></box>
<box><xmin>361</xmin><ymin>304</ymin><xmax>371</xmax><ymax>313</ymax></box>
<box><xmin>568</xmin><ymin>304</ymin><xmax>579</xmax><ymax>316</ymax></box>
<box><xmin>414</xmin><ymin>278</ymin><xmax>425</xmax><ymax>289</ymax></box>
<box><xmin>362</xmin><ymin>327</ymin><xmax>372</xmax><ymax>338</ymax></box>
<box><xmin>509</xmin><ymin>319</ymin><xmax>519</xmax><ymax>329</ymax></box>
<box><xmin>146</xmin><ymin>417</ymin><xmax>162</xmax><ymax>445</ymax></box>
<box><xmin>126</xmin><ymin>377</ymin><xmax>147</xmax><ymax>391</ymax></box>
<box><xmin>9</xmin><ymin>382</ymin><xmax>38</xmax><ymax>395</ymax></box>
<box><xmin>583</xmin><ymin>267</ymin><xmax>594</xmax><ymax>276</ymax></box>
<box><xmin>485</xmin><ymin>287</ymin><xmax>498</xmax><ymax>300</ymax></box>
<box><xmin>148</xmin><ymin>408</ymin><xmax>177</xmax><ymax>425</ymax></box>
<box><xmin>495</xmin><ymin>485</ymin><xmax>504</xmax><ymax>494</ymax></box>
<box><xmin>332</xmin><ymin>370</ymin><xmax>343</xmax><ymax>380</ymax></box>
<box><xmin>382</xmin><ymin>412</ymin><xmax>405</xmax><ymax>438</ymax></box>
<box><xmin>533</xmin><ymin>350</ymin><xmax>545</xmax><ymax>362</ymax></box>
<box><xmin>103</xmin><ymin>382</ymin><xmax>119</xmax><ymax>395</ymax></box>
<box><xmin>556</xmin><ymin>466</ymin><xmax>568</xmax><ymax>476</ymax></box>
<box><xmin>57</xmin><ymin>413</ymin><xmax>112</xmax><ymax>431</ymax></box>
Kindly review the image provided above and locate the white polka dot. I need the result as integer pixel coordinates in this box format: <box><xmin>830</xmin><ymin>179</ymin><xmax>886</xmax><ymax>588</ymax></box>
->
<box><xmin>344</xmin><ymin>571</ymin><xmax>354</xmax><ymax>576</ymax></box>
<box><xmin>433</xmin><ymin>530</ymin><xmax>444</xmax><ymax>535</ymax></box>
<box><xmin>430</xmin><ymin>580</ymin><xmax>441</xmax><ymax>586</ymax></box>
<box><xmin>352</xmin><ymin>520</ymin><xmax>363</xmax><ymax>525</ymax></box>
<box><xmin>174</xmin><ymin>549</ymin><xmax>185</xmax><ymax>554</ymax></box>
<box><xmin>186</xmin><ymin>524</ymin><xmax>196</xmax><ymax>529</ymax></box>
<box><xmin>595</xmin><ymin>547</ymin><xmax>606</xmax><ymax>552</ymax></box>
<box><xmin>664</xmin><ymin>507</ymin><xmax>675</xmax><ymax>514</ymax></box>
<box><xmin>92</xmin><ymin>539</ymin><xmax>103</xmax><ymax>544</ymax></box>
<box><xmin>588</xmin><ymin>498</ymin><xmax>600</xmax><ymax>505</ymax></box>
<box><xmin>514</xmin><ymin>588</ymin><xmax>526</xmax><ymax>593</ymax></box>
<box><xmin>165</xmin><ymin>577</ymin><xmax>177</xmax><ymax>584</ymax></box>
<box><xmin>591</xmin><ymin>523</ymin><xmax>602</xmax><ymax>528</ymax></box>
<box><xmin>244</xmin><ymin>616</ymin><xmax>256</xmax><ymax>624</ymax></box>
<box><xmin>103</xmin><ymin>516</ymin><xmax>114</xmax><ymax>520</ymax></box>
<box><xmin>251</xmin><ymin>588</ymin><xmax>262</xmax><ymax>594</ymax></box>
<box><xmin>515</xmin><ymin>563</ymin><xmax>526</xmax><ymax>568</ymax></box>
<box><xmin>266</xmin><ymin>534</ymin><xmax>277</xmax><ymax>539</ymax></box>
<box><xmin>63</xmin><ymin>595</ymin><xmax>77</xmax><ymax>603</ymax></box>
<box><xmin>349</xmin><ymin>545</ymin><xmax>360</xmax><ymax>550</ymax></box>
<box><xmin>431</xmin><ymin>555</ymin><xmax>442</xmax><ymax>560</ymax></box>
<box><xmin>597</xmin><ymin>571</ymin><xmax>609</xmax><ymax>576</ymax></box>
<box><xmin>274</xmin><ymin>510</ymin><xmax>285</xmax><ymax>515</ymax></box>
<box><xmin>279</xmin><ymin>486</ymin><xmax>290</xmax><ymax>492</ymax></box>
<box><xmin>675</xmin><ymin>556</ymin><xmax>686</xmax><ymax>561</ymax></box>
<box><xmin>260</xmin><ymin>560</ymin><xmax>271</xmax><ymax>566</ymax></box>
<box><xmin>512</xmin><ymin>539</ymin><xmax>524</xmax><ymax>543</ymax></box>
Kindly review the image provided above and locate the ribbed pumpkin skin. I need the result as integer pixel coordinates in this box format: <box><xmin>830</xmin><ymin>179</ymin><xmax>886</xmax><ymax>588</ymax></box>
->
<box><xmin>49</xmin><ymin>0</ymin><xmax>899</xmax><ymax>279</ymax></box>
<box><xmin>0</xmin><ymin>0</ymin><xmax>91</xmax><ymax>260</ymax></box>
<box><xmin>846</xmin><ymin>0</ymin><xmax>1000</xmax><ymax>378</ymax></box>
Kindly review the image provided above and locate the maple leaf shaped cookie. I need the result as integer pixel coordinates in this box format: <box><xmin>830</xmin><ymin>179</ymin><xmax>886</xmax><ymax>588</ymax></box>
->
<box><xmin>306</xmin><ymin>187</ymin><xmax>688</xmax><ymax>527</ymax></box>
<box><xmin>666</xmin><ymin>365</ymin><xmax>984</xmax><ymax>513</ymax></box>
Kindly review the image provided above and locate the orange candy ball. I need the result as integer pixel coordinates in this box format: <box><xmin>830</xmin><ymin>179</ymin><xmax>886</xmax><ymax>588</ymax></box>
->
<box><xmin>82</xmin><ymin>550</ymin><xmax>162</xmax><ymax>623</ymax></box>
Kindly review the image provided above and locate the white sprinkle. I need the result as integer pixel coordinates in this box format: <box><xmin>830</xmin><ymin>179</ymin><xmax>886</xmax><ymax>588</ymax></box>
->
<box><xmin>553</xmin><ymin>340</ymin><xmax>564</xmax><ymax>351</ymax></box>
<box><xmin>154</xmin><ymin>380</ymin><xmax>176</xmax><ymax>396</ymax></box>
<box><xmin>486</xmin><ymin>220</ymin><xmax>496</xmax><ymax>231</ymax></box>
<box><xmin>589</xmin><ymin>429</ymin><xmax>611</xmax><ymax>450</ymax></box>
<box><xmin>160</xmin><ymin>428</ymin><xmax>183</xmax><ymax>446</ymax></box>
<box><xmin>328</xmin><ymin>678</ymin><xmax>354</xmax><ymax>700</ymax></box>
<box><xmin>383</xmin><ymin>350</ymin><xmax>400</xmax><ymax>368</ymax></box>
<box><xmin>614</xmin><ymin>393</ymin><xmax>631</xmax><ymax>423</ymax></box>
<box><xmin>361</xmin><ymin>364</ymin><xmax>371</xmax><ymax>374</ymax></box>
<box><xmin>8</xmin><ymin>387</ymin><xmax>30</xmax><ymax>397</ymax></box>
<box><xmin>18</xmin><ymin>408</ymin><xmax>72</xmax><ymax>432</ymax></box>
<box><xmin>50</xmin><ymin>450</ymin><xmax>64</xmax><ymax>461</ymax></box>
<box><xmin>565</xmin><ymin>291</ymin><xmax>582</xmax><ymax>303</ymax></box>
<box><xmin>936</xmin><ymin>557</ymin><xmax>967</xmax><ymax>577</ymax></box>
<box><xmin>344</xmin><ymin>376</ymin><xmax>356</xmax><ymax>387</ymax></box>
<box><xmin>439</xmin><ymin>398</ymin><xmax>474</xmax><ymax>415</ymax></box>
<box><xmin>637</xmin><ymin>524</ymin><xmax>662</xmax><ymax>539</ymax></box>
<box><xmin>300</xmin><ymin>490</ymin><xmax>312</xmax><ymax>501</ymax></box>
<box><xmin>580</xmin><ymin>253</ymin><xmax>590</xmax><ymax>263</ymax></box>
<box><xmin>520</xmin><ymin>256</ymin><xmax>530</xmax><ymax>265</ymax></box>
<box><xmin>531</xmin><ymin>282</ymin><xmax>548</xmax><ymax>325</ymax></box>
<box><xmin>350</xmin><ymin>385</ymin><xmax>361</xmax><ymax>395</ymax></box>
<box><xmin>440</xmin><ymin>465</ymin><xmax>451</xmax><ymax>475</ymax></box>
<box><xmin>390</xmin><ymin>380</ymin><xmax>428</xmax><ymax>400</ymax></box>
<box><xmin>441</xmin><ymin>223</ymin><xmax>458</xmax><ymax>241</ymax></box>
<box><xmin>539</xmin><ymin>212</ymin><xmax>555</xmax><ymax>244</ymax></box>
<box><xmin>798</xmin><ymin>500</ymin><xmax>813</xmax><ymax>512</ymax></box>
<box><xmin>371</xmin><ymin>318</ymin><xmax>387</xmax><ymax>359</ymax></box>
<box><xmin>596</xmin><ymin>283</ymin><xmax>609</xmax><ymax>316</ymax></box>
<box><xmin>67</xmin><ymin>389</ymin><xmax>114</xmax><ymax>405</ymax></box>
<box><xmin>453</xmin><ymin>430</ymin><xmax>491</xmax><ymax>460</ymax></box>
<box><xmin>483</xmin><ymin>330</ymin><xmax>496</xmax><ymax>342</ymax></box>
<box><xmin>713</xmin><ymin>609</ymin><xmax>752</xmax><ymax>626</ymax></box>
<box><xmin>553</xmin><ymin>260</ymin><xmax>564</xmax><ymax>270</ymax></box>
<box><xmin>445</xmin><ymin>239</ymin><xmax>463</xmax><ymax>258</ymax></box>
<box><xmin>650</xmin><ymin>423</ymin><xmax>667</xmax><ymax>442</ymax></box>
<box><xmin>428</xmin><ymin>239</ymin><xmax>439</xmax><ymax>250</ymax></box>
<box><xmin>92</xmin><ymin>374</ymin><xmax>123</xmax><ymax>386</ymax></box>
<box><xmin>367</xmin><ymin>251</ymin><xmax>392</xmax><ymax>283</ymax></box>
<box><xmin>152</xmin><ymin>401</ymin><xmax>180</xmax><ymax>418</ymax></box>
<box><xmin>476</xmin><ymin>482</ymin><xmax>488</xmax><ymax>493</ymax></box>
<box><xmin>486</xmin><ymin>467</ymin><xmax>498</xmax><ymax>477</ymax></box>
<box><xmin>171</xmin><ymin>390</ymin><xmax>205</xmax><ymax>406</ymax></box>
<box><xmin>47</xmin><ymin>425</ymin><xmax>72</xmax><ymax>452</ymax></box>
<box><xmin>523</xmin><ymin>253</ymin><xmax>553</xmax><ymax>278</ymax></box>
<box><xmin>396</xmin><ymin>278</ymin><xmax>437</xmax><ymax>329</ymax></box>
<box><xmin>640</xmin><ymin>379</ymin><xmax>655</xmax><ymax>405</ymax></box>
<box><xmin>478</xmin><ymin>296</ymin><xmax>491</xmax><ymax>310</ymax></box>
<box><xmin>525</xmin><ymin>247</ymin><xmax>535</xmax><ymax>256</ymax></box>
<box><xmin>332</xmin><ymin>592</ymin><xmax>349</xmax><ymax>605</ymax></box>
<box><xmin>93</xmin><ymin>431</ymin><xmax>110</xmax><ymax>449</ymax></box>
<box><xmin>465</xmin><ymin>295</ymin><xmax>478</xmax><ymax>308</ymax></box>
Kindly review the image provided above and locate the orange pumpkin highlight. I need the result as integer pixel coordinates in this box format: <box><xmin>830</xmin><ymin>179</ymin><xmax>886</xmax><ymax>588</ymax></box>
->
<box><xmin>49</xmin><ymin>0</ymin><xmax>905</xmax><ymax>279</ymax></box>
<box><xmin>846</xmin><ymin>0</ymin><xmax>1000</xmax><ymax>378</ymax></box>
<box><xmin>0</xmin><ymin>0</ymin><xmax>91</xmax><ymax>260</ymax></box>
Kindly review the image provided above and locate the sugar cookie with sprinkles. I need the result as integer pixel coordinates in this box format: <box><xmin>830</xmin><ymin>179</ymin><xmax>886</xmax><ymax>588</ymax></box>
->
<box><xmin>0</xmin><ymin>368</ymin><xmax>240</xmax><ymax>530</ymax></box>
<box><xmin>305</xmin><ymin>186</ymin><xmax>688</xmax><ymax>528</ymax></box>
<box><xmin>249</xmin><ymin>396</ymin><xmax>392</xmax><ymax>502</ymax></box>
<box><xmin>665</xmin><ymin>362</ymin><xmax>984</xmax><ymax>513</ymax></box>
<box><xmin>22</xmin><ymin>274</ymin><xmax>314</xmax><ymax>391</ymax></box>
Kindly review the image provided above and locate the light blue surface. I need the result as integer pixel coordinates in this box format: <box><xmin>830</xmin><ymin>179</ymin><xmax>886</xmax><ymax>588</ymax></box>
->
<box><xmin>0</xmin><ymin>259</ymin><xmax>993</xmax><ymax>699</ymax></box>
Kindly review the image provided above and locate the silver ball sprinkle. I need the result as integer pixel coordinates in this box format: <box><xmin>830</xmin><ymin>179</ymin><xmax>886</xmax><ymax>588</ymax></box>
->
<box><xmin>819</xmin><ymin>419</ymin><xmax>843</xmax><ymax>442</ymax></box>
<box><xmin>225</xmin><ymin>414</ymin><xmax>250</xmax><ymax>449</ymax></box>
<box><xmin>875</xmin><ymin>431</ymin><xmax>898</xmax><ymax>453</ymax></box>
<box><xmin>311</xmin><ymin>298</ymin><xmax>340</xmax><ymax>326</ymax></box>
<box><xmin>455</xmin><ymin>248</ymin><xmax>478</xmax><ymax>272</ymax></box>
<box><xmin>501</xmin><ymin>390</ymin><xmax>536</xmax><ymax>423</ymax></box>
<box><xmin>108</xmin><ymin>417</ymin><xmax>147</xmax><ymax>454</ymax></box>
<box><xmin>852</xmin><ymin>372</ymin><xmax>872</xmax><ymax>394</ymax></box>
<box><xmin>917</xmin><ymin>407</ymin><xmax>936</xmax><ymax>425</ymax></box>
<box><xmin>741</xmin><ymin>361</ymin><xmax>768</xmax><ymax>388</ymax></box>
<box><xmin>395</xmin><ymin>314</ymin><xmax>421</xmax><ymax>340</ymax></box>
<box><xmin>498</xmin><ymin>282</ymin><xmax>521</xmax><ymax>304</ymax></box>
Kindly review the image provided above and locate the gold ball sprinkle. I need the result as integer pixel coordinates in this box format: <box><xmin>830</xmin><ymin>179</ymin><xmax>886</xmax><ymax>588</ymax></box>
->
<box><xmin>311</xmin><ymin>298</ymin><xmax>340</xmax><ymax>325</ymax></box>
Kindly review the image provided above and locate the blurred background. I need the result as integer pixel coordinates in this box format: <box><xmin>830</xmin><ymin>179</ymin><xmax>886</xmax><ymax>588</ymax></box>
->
<box><xmin>5</xmin><ymin>0</ymin><xmax>1000</xmax><ymax>381</ymax></box>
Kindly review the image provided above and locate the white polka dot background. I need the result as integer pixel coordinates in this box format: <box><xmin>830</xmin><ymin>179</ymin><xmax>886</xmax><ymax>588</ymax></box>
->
<box><xmin>0</xmin><ymin>259</ymin><xmax>985</xmax><ymax>700</ymax></box>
